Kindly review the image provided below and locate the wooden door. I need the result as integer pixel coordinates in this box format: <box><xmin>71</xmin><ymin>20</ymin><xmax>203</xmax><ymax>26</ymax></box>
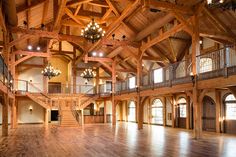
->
<box><xmin>48</xmin><ymin>82</ymin><xmax>61</xmax><ymax>93</ymax></box>
<box><xmin>202</xmin><ymin>96</ymin><xmax>216</xmax><ymax>132</ymax></box>
<box><xmin>177</xmin><ymin>104</ymin><xmax>186</xmax><ymax>128</ymax></box>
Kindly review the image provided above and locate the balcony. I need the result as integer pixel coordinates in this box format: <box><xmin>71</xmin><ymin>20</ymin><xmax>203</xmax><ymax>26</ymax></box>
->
<box><xmin>115</xmin><ymin>46</ymin><xmax>236</xmax><ymax>95</ymax></box>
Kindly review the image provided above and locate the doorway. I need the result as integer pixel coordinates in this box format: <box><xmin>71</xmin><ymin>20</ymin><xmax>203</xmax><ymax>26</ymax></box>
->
<box><xmin>202</xmin><ymin>96</ymin><xmax>216</xmax><ymax>132</ymax></box>
<box><xmin>51</xmin><ymin>110</ymin><xmax>59</xmax><ymax>121</ymax></box>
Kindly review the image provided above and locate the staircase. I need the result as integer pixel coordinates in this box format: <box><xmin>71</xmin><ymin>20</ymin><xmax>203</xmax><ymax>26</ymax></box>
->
<box><xmin>79</xmin><ymin>95</ymin><xmax>99</xmax><ymax>110</ymax></box>
<box><xmin>60</xmin><ymin>103</ymin><xmax>78</xmax><ymax>127</ymax></box>
<box><xmin>26</xmin><ymin>92</ymin><xmax>50</xmax><ymax>109</ymax></box>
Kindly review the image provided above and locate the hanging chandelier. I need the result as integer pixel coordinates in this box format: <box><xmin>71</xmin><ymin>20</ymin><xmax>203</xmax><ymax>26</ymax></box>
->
<box><xmin>81</xmin><ymin>19</ymin><xmax>105</xmax><ymax>43</ymax></box>
<box><xmin>81</xmin><ymin>68</ymin><xmax>96</xmax><ymax>81</ymax></box>
<box><xmin>41</xmin><ymin>63</ymin><xmax>61</xmax><ymax>79</ymax></box>
<box><xmin>207</xmin><ymin>0</ymin><xmax>236</xmax><ymax>11</ymax></box>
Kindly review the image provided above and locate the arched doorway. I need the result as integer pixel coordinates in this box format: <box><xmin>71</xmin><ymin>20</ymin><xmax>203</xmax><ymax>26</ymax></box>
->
<box><xmin>177</xmin><ymin>97</ymin><xmax>187</xmax><ymax>128</ymax></box>
<box><xmin>151</xmin><ymin>99</ymin><xmax>163</xmax><ymax>125</ymax></box>
<box><xmin>128</xmin><ymin>101</ymin><xmax>136</xmax><ymax>122</ymax></box>
<box><xmin>224</xmin><ymin>94</ymin><xmax>236</xmax><ymax>134</ymax></box>
<box><xmin>202</xmin><ymin>96</ymin><xmax>216</xmax><ymax>132</ymax></box>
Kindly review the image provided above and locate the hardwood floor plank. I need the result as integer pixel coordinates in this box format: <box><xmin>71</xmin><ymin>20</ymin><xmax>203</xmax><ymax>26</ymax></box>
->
<box><xmin>0</xmin><ymin>123</ymin><xmax>236</xmax><ymax>157</ymax></box>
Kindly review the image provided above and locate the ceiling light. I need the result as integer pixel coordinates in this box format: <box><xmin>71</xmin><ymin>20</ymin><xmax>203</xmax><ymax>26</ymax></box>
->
<box><xmin>81</xmin><ymin>68</ymin><xmax>96</xmax><ymax>82</ymax></box>
<box><xmin>28</xmin><ymin>45</ymin><xmax>32</xmax><ymax>50</ymax></box>
<box><xmin>92</xmin><ymin>52</ymin><xmax>97</xmax><ymax>56</ymax></box>
<box><xmin>41</xmin><ymin>63</ymin><xmax>61</xmax><ymax>80</ymax></box>
<box><xmin>36</xmin><ymin>46</ymin><xmax>41</xmax><ymax>51</ymax></box>
<box><xmin>99</xmin><ymin>52</ymin><xmax>103</xmax><ymax>57</ymax></box>
<box><xmin>199</xmin><ymin>40</ymin><xmax>203</xmax><ymax>45</ymax></box>
<box><xmin>81</xmin><ymin>19</ymin><xmax>105</xmax><ymax>43</ymax></box>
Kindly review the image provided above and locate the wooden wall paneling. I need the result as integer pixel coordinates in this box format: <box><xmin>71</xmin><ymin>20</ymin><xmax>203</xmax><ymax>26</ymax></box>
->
<box><xmin>215</xmin><ymin>90</ymin><xmax>221</xmax><ymax>133</ymax></box>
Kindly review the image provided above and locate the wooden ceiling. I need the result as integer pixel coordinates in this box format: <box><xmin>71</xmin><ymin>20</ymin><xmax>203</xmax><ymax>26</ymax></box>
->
<box><xmin>2</xmin><ymin>0</ymin><xmax>236</xmax><ymax>79</ymax></box>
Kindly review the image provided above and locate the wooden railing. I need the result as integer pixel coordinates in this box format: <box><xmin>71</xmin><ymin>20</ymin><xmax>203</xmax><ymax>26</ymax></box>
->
<box><xmin>115</xmin><ymin>46</ymin><xmax>236</xmax><ymax>94</ymax></box>
<box><xmin>0</xmin><ymin>55</ymin><xmax>14</xmax><ymax>91</ymax></box>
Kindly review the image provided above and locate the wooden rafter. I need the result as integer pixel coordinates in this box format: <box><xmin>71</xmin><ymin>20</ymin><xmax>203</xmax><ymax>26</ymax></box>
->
<box><xmin>13</xmin><ymin>50</ymin><xmax>50</xmax><ymax>58</ymax></box>
<box><xmin>140</xmin><ymin>23</ymin><xmax>185</xmax><ymax>52</ymax></box>
<box><xmin>105</xmin><ymin>0</ymin><xmax>120</xmax><ymax>16</ymax></box>
<box><xmin>53</xmin><ymin>0</ymin><xmax>67</xmax><ymax>31</ymax></box>
<box><xmin>16</xmin><ymin>0</ymin><xmax>46</xmax><ymax>13</ymax></box>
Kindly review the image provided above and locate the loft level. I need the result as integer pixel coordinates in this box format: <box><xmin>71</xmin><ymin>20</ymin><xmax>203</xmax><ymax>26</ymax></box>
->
<box><xmin>0</xmin><ymin>55</ymin><xmax>14</xmax><ymax>98</ymax></box>
<box><xmin>115</xmin><ymin>46</ymin><xmax>236</xmax><ymax>95</ymax></box>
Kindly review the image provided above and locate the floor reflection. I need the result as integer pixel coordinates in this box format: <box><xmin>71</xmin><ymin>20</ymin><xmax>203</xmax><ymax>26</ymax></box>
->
<box><xmin>1</xmin><ymin>123</ymin><xmax>236</xmax><ymax>157</ymax></box>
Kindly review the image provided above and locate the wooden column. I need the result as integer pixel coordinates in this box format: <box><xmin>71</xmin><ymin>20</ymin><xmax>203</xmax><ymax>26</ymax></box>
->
<box><xmin>11</xmin><ymin>98</ymin><xmax>17</xmax><ymax>129</ymax></box>
<box><xmin>171</xmin><ymin>96</ymin><xmax>176</xmax><ymax>128</ymax></box>
<box><xmin>43</xmin><ymin>59</ymin><xmax>48</xmax><ymax>93</ymax></box>
<box><xmin>163</xmin><ymin>97</ymin><xmax>167</xmax><ymax>126</ymax></box>
<box><xmin>137</xmin><ymin>58</ymin><xmax>143</xmax><ymax>130</ymax></box>
<box><xmin>96</xmin><ymin>68</ymin><xmax>99</xmax><ymax>94</ymax></box>
<box><xmin>44</xmin><ymin>108</ymin><xmax>49</xmax><ymax>126</ymax></box>
<box><xmin>148</xmin><ymin>97</ymin><xmax>151</xmax><ymax>124</ymax></box>
<box><xmin>215</xmin><ymin>90</ymin><xmax>221</xmax><ymax>133</ymax></box>
<box><xmin>186</xmin><ymin>96</ymin><xmax>190</xmax><ymax>130</ymax></box>
<box><xmin>125</xmin><ymin>100</ymin><xmax>128</xmax><ymax>122</ymax></box>
<box><xmin>112</xmin><ymin>61</ymin><xmax>116</xmax><ymax>125</ymax></box>
<box><xmin>2</xmin><ymin>94</ymin><xmax>9</xmax><ymax>136</ymax></box>
<box><xmin>72</xmin><ymin>47</ymin><xmax>77</xmax><ymax>94</ymax></box>
<box><xmin>81</xmin><ymin>109</ymin><xmax>84</xmax><ymax>125</ymax></box>
<box><xmin>104</xmin><ymin>99</ymin><xmax>107</xmax><ymax>123</ymax></box>
<box><xmin>192</xmin><ymin>14</ymin><xmax>201</xmax><ymax>139</ymax></box>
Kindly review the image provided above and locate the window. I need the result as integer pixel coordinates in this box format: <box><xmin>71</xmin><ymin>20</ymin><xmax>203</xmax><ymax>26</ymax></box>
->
<box><xmin>154</xmin><ymin>68</ymin><xmax>163</xmax><ymax>83</ymax></box>
<box><xmin>178</xmin><ymin>98</ymin><xmax>187</xmax><ymax>118</ymax></box>
<box><xmin>151</xmin><ymin>99</ymin><xmax>163</xmax><ymax>124</ymax></box>
<box><xmin>129</xmin><ymin>77</ymin><xmax>136</xmax><ymax>89</ymax></box>
<box><xmin>200</xmin><ymin>58</ymin><xmax>213</xmax><ymax>73</ymax></box>
<box><xmin>225</xmin><ymin>94</ymin><xmax>236</xmax><ymax>120</ymax></box>
<box><xmin>128</xmin><ymin>101</ymin><xmax>136</xmax><ymax>122</ymax></box>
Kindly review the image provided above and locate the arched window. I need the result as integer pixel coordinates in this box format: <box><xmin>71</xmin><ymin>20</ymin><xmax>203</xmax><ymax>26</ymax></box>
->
<box><xmin>178</xmin><ymin>98</ymin><xmax>187</xmax><ymax>118</ymax></box>
<box><xmin>128</xmin><ymin>101</ymin><xmax>136</xmax><ymax>122</ymax></box>
<box><xmin>154</xmin><ymin>68</ymin><xmax>163</xmax><ymax>83</ymax></box>
<box><xmin>225</xmin><ymin>94</ymin><xmax>236</xmax><ymax>120</ymax></box>
<box><xmin>200</xmin><ymin>58</ymin><xmax>213</xmax><ymax>73</ymax></box>
<box><xmin>151</xmin><ymin>99</ymin><xmax>163</xmax><ymax>124</ymax></box>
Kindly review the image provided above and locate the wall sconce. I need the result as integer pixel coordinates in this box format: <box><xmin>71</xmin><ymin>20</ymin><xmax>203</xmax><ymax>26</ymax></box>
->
<box><xmin>190</xmin><ymin>72</ymin><xmax>196</xmax><ymax>86</ymax></box>
<box><xmin>29</xmin><ymin>106</ymin><xmax>33</xmax><ymax>113</ymax></box>
<box><xmin>135</xmin><ymin>85</ymin><xmax>139</xmax><ymax>92</ymax></box>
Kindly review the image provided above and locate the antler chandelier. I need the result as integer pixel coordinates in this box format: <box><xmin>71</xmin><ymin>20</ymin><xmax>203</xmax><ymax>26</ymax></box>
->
<box><xmin>41</xmin><ymin>63</ymin><xmax>61</xmax><ymax>79</ymax></box>
<box><xmin>81</xmin><ymin>19</ymin><xmax>105</xmax><ymax>43</ymax></box>
<box><xmin>81</xmin><ymin>68</ymin><xmax>96</xmax><ymax>81</ymax></box>
<box><xmin>207</xmin><ymin>0</ymin><xmax>236</xmax><ymax>11</ymax></box>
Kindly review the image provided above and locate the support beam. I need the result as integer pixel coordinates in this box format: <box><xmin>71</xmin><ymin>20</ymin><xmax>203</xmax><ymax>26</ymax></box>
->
<box><xmin>141</xmin><ymin>23</ymin><xmax>185</xmax><ymax>52</ymax></box>
<box><xmin>2</xmin><ymin>94</ymin><xmax>9</xmax><ymax>136</ymax></box>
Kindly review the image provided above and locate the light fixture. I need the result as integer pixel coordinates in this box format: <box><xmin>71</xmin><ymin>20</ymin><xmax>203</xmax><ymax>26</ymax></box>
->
<box><xmin>36</xmin><ymin>46</ymin><xmax>41</xmax><ymax>51</ymax></box>
<box><xmin>190</xmin><ymin>72</ymin><xmax>196</xmax><ymax>86</ymax></box>
<box><xmin>41</xmin><ymin>63</ymin><xmax>61</xmax><ymax>80</ymax></box>
<box><xmin>29</xmin><ymin>106</ymin><xmax>33</xmax><ymax>113</ymax></box>
<box><xmin>207</xmin><ymin>0</ymin><xmax>236</xmax><ymax>11</ymax></box>
<box><xmin>28</xmin><ymin>45</ymin><xmax>32</xmax><ymax>50</ymax></box>
<box><xmin>81</xmin><ymin>68</ymin><xmax>96</xmax><ymax>82</ymax></box>
<box><xmin>81</xmin><ymin>19</ymin><xmax>105</xmax><ymax>43</ymax></box>
<box><xmin>199</xmin><ymin>40</ymin><xmax>203</xmax><ymax>45</ymax></box>
<box><xmin>92</xmin><ymin>52</ymin><xmax>97</xmax><ymax>56</ymax></box>
<box><xmin>99</xmin><ymin>52</ymin><xmax>103</xmax><ymax>57</ymax></box>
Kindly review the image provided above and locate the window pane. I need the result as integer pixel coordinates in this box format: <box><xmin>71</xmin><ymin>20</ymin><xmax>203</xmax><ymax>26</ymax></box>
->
<box><xmin>179</xmin><ymin>104</ymin><xmax>186</xmax><ymax>118</ymax></box>
<box><xmin>129</xmin><ymin>77</ymin><xmax>136</xmax><ymax>89</ymax></box>
<box><xmin>200</xmin><ymin>58</ymin><xmax>213</xmax><ymax>73</ymax></box>
<box><xmin>226</xmin><ymin>94</ymin><xmax>236</xmax><ymax>101</ymax></box>
<box><xmin>154</xmin><ymin>68</ymin><xmax>163</xmax><ymax>83</ymax></box>
<box><xmin>226</xmin><ymin>103</ymin><xmax>236</xmax><ymax>120</ymax></box>
<box><xmin>151</xmin><ymin>99</ymin><xmax>163</xmax><ymax>124</ymax></box>
<box><xmin>128</xmin><ymin>101</ymin><xmax>136</xmax><ymax>121</ymax></box>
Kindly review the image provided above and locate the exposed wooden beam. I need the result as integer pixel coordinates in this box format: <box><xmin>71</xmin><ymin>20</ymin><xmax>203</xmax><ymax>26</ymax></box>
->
<box><xmin>0</xmin><ymin>6</ymin><xmax>6</xmax><ymax>32</ymax></box>
<box><xmin>67</xmin><ymin>0</ymin><xmax>92</xmax><ymax>8</ymax></box>
<box><xmin>116</xmin><ymin>69</ymin><xmax>136</xmax><ymax>73</ymax></box>
<box><xmin>147</xmin><ymin>1</ymin><xmax>193</xmax><ymax>14</ymax></box>
<box><xmin>141</xmin><ymin>23</ymin><xmax>185</xmax><ymax>52</ymax></box>
<box><xmin>64</xmin><ymin>7</ymin><xmax>84</xmax><ymax>25</ymax></box>
<box><xmin>200</xmin><ymin>29</ymin><xmax>236</xmax><ymax>43</ymax></box>
<box><xmin>53</xmin><ymin>0</ymin><xmax>67</xmax><ymax>31</ymax></box>
<box><xmin>13</xmin><ymin>50</ymin><xmax>50</xmax><ymax>58</ymax></box>
<box><xmin>9</xmin><ymin>27</ymin><xmax>85</xmax><ymax>48</ymax></box>
<box><xmin>14</xmin><ymin>55</ymin><xmax>33</xmax><ymax>66</ymax></box>
<box><xmin>105</xmin><ymin>0</ymin><xmax>120</xmax><ymax>16</ymax></box>
<box><xmin>88</xmin><ymin>0</ymin><xmax>141</xmax><ymax>53</ymax></box>
<box><xmin>16</xmin><ymin>0</ymin><xmax>46</xmax><ymax>13</ymax></box>
<box><xmin>84</xmin><ymin>56</ymin><xmax>113</xmax><ymax>63</ymax></box>
<box><xmin>135</xmin><ymin>13</ymin><xmax>174</xmax><ymax>41</ymax></box>
<box><xmin>88</xmin><ymin>1</ymin><xmax>109</xmax><ymax>8</ymax></box>
<box><xmin>101</xmin><ymin>39</ymin><xmax>140</xmax><ymax>48</ymax></box>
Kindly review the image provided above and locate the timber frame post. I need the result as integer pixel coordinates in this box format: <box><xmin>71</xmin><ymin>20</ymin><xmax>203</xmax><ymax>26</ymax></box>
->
<box><xmin>192</xmin><ymin>13</ymin><xmax>201</xmax><ymax>139</ymax></box>
<box><xmin>137</xmin><ymin>58</ymin><xmax>143</xmax><ymax>130</ymax></box>
<box><xmin>112</xmin><ymin>61</ymin><xmax>117</xmax><ymax>125</ymax></box>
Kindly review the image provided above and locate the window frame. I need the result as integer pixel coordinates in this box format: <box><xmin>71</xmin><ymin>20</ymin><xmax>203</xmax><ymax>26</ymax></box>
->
<box><xmin>224</xmin><ymin>94</ymin><xmax>236</xmax><ymax>120</ymax></box>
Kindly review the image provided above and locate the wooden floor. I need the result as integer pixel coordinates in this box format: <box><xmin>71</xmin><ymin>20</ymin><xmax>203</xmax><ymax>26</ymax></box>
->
<box><xmin>0</xmin><ymin>123</ymin><xmax>236</xmax><ymax>157</ymax></box>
